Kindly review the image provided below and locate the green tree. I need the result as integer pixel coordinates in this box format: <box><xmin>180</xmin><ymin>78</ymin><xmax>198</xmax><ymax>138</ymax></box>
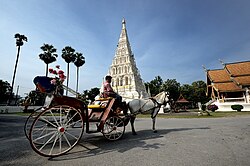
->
<box><xmin>39</xmin><ymin>44</ymin><xmax>58</xmax><ymax>76</ymax></box>
<box><xmin>180</xmin><ymin>84</ymin><xmax>194</xmax><ymax>102</ymax></box>
<box><xmin>87</xmin><ymin>87</ymin><xmax>100</xmax><ymax>102</ymax></box>
<box><xmin>74</xmin><ymin>52</ymin><xmax>85</xmax><ymax>93</ymax></box>
<box><xmin>62</xmin><ymin>46</ymin><xmax>76</xmax><ymax>95</ymax></box>
<box><xmin>28</xmin><ymin>91</ymin><xmax>46</xmax><ymax>106</ymax></box>
<box><xmin>0</xmin><ymin>80</ymin><xmax>12</xmax><ymax>103</ymax></box>
<box><xmin>160</xmin><ymin>79</ymin><xmax>180</xmax><ymax>101</ymax></box>
<box><xmin>191</xmin><ymin>80</ymin><xmax>209</xmax><ymax>105</ymax></box>
<box><xmin>145</xmin><ymin>76</ymin><xmax>163</xmax><ymax>96</ymax></box>
<box><xmin>80</xmin><ymin>87</ymin><xmax>100</xmax><ymax>104</ymax></box>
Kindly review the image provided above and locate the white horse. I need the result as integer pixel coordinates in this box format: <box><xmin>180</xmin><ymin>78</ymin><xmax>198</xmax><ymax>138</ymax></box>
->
<box><xmin>127</xmin><ymin>91</ymin><xmax>170</xmax><ymax>135</ymax></box>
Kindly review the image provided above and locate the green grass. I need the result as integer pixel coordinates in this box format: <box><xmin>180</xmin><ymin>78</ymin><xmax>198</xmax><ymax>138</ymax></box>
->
<box><xmin>137</xmin><ymin>111</ymin><xmax>250</xmax><ymax>119</ymax></box>
<box><xmin>3</xmin><ymin>110</ymin><xmax>250</xmax><ymax>119</ymax></box>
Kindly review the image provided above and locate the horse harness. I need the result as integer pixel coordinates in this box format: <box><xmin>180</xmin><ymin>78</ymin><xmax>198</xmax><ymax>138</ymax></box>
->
<box><xmin>135</xmin><ymin>97</ymin><xmax>162</xmax><ymax>114</ymax></box>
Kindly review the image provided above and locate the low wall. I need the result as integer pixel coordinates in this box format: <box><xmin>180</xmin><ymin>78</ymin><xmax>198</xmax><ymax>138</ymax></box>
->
<box><xmin>213</xmin><ymin>102</ymin><xmax>250</xmax><ymax>111</ymax></box>
<box><xmin>0</xmin><ymin>106</ymin><xmax>42</xmax><ymax>113</ymax></box>
<box><xmin>0</xmin><ymin>106</ymin><xmax>23</xmax><ymax>113</ymax></box>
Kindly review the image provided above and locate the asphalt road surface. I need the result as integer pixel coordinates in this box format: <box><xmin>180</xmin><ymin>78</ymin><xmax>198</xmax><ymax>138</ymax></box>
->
<box><xmin>0</xmin><ymin>114</ymin><xmax>250</xmax><ymax>166</ymax></box>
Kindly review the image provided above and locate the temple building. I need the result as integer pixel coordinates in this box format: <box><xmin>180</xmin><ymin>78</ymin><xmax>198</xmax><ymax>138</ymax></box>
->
<box><xmin>205</xmin><ymin>60</ymin><xmax>250</xmax><ymax>111</ymax></box>
<box><xmin>107</xmin><ymin>19</ymin><xmax>148</xmax><ymax>100</ymax></box>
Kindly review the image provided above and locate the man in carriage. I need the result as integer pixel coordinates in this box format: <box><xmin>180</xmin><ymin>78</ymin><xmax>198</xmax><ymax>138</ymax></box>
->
<box><xmin>100</xmin><ymin>75</ymin><xmax>129</xmax><ymax>114</ymax></box>
<box><xmin>101</xmin><ymin>75</ymin><xmax>122</xmax><ymax>103</ymax></box>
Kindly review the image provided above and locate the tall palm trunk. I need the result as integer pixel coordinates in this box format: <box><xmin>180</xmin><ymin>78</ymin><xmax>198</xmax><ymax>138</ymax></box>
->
<box><xmin>8</xmin><ymin>45</ymin><xmax>21</xmax><ymax>105</ymax></box>
<box><xmin>46</xmin><ymin>64</ymin><xmax>49</xmax><ymax>77</ymax></box>
<box><xmin>66</xmin><ymin>63</ymin><xmax>70</xmax><ymax>95</ymax></box>
<box><xmin>76</xmin><ymin>67</ymin><xmax>79</xmax><ymax>93</ymax></box>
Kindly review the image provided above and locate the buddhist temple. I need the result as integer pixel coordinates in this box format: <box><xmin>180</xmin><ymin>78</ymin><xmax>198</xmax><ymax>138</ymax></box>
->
<box><xmin>206</xmin><ymin>60</ymin><xmax>250</xmax><ymax>111</ymax></box>
<box><xmin>107</xmin><ymin>18</ymin><xmax>149</xmax><ymax>100</ymax></box>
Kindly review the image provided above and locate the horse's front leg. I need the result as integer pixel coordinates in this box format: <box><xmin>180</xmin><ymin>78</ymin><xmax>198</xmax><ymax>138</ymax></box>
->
<box><xmin>152</xmin><ymin>117</ymin><xmax>157</xmax><ymax>133</ymax></box>
<box><xmin>151</xmin><ymin>108</ymin><xmax>160</xmax><ymax>133</ymax></box>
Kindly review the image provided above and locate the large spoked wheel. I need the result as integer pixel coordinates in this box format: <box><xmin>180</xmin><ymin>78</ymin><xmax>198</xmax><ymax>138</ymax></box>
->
<box><xmin>24</xmin><ymin>107</ymin><xmax>44</xmax><ymax>140</ymax></box>
<box><xmin>24</xmin><ymin>94</ymin><xmax>54</xmax><ymax>141</ymax></box>
<box><xmin>102</xmin><ymin>116</ymin><xmax>125</xmax><ymax>141</ymax></box>
<box><xmin>29</xmin><ymin>105</ymin><xmax>84</xmax><ymax>157</ymax></box>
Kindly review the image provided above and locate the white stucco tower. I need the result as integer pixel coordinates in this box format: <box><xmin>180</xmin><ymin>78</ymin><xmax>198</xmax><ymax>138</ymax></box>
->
<box><xmin>107</xmin><ymin>18</ymin><xmax>149</xmax><ymax>100</ymax></box>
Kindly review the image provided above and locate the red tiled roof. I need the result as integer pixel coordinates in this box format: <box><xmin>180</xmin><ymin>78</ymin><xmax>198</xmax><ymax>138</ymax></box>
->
<box><xmin>207</xmin><ymin>69</ymin><xmax>231</xmax><ymax>83</ymax></box>
<box><xmin>233</xmin><ymin>76</ymin><xmax>250</xmax><ymax>86</ymax></box>
<box><xmin>176</xmin><ymin>94</ymin><xmax>189</xmax><ymax>103</ymax></box>
<box><xmin>207</xmin><ymin>61</ymin><xmax>250</xmax><ymax>92</ymax></box>
<box><xmin>225</xmin><ymin>61</ymin><xmax>250</xmax><ymax>76</ymax></box>
<box><xmin>213</xmin><ymin>82</ymin><xmax>243</xmax><ymax>92</ymax></box>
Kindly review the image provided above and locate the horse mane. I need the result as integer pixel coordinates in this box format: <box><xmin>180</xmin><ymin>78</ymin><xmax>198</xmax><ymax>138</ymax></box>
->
<box><xmin>153</xmin><ymin>91</ymin><xmax>166</xmax><ymax>104</ymax></box>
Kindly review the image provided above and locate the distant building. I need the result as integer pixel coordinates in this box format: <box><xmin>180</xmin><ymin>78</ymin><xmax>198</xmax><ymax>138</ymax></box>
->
<box><xmin>205</xmin><ymin>60</ymin><xmax>250</xmax><ymax>111</ymax></box>
<box><xmin>107</xmin><ymin>19</ymin><xmax>148</xmax><ymax>100</ymax></box>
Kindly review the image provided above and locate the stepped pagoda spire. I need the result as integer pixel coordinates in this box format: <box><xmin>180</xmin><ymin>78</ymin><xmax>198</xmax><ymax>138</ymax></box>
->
<box><xmin>108</xmin><ymin>18</ymin><xmax>148</xmax><ymax>100</ymax></box>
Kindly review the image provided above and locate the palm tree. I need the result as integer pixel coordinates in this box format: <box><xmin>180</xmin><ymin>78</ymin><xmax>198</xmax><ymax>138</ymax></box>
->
<box><xmin>74</xmin><ymin>52</ymin><xmax>85</xmax><ymax>93</ymax></box>
<box><xmin>8</xmin><ymin>33</ymin><xmax>27</xmax><ymax>105</ymax></box>
<box><xmin>39</xmin><ymin>44</ymin><xmax>58</xmax><ymax>76</ymax></box>
<box><xmin>61</xmin><ymin>46</ymin><xmax>76</xmax><ymax>95</ymax></box>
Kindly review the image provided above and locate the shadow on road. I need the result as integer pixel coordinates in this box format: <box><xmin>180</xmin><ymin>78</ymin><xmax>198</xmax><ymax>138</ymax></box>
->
<box><xmin>50</xmin><ymin>127</ymin><xmax>210</xmax><ymax>161</ymax></box>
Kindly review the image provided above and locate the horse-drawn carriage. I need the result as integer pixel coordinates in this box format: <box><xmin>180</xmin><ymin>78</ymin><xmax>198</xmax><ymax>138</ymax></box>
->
<box><xmin>25</xmin><ymin>76</ymin><xmax>130</xmax><ymax>157</ymax></box>
<box><xmin>25</xmin><ymin>76</ymin><xmax>170</xmax><ymax>157</ymax></box>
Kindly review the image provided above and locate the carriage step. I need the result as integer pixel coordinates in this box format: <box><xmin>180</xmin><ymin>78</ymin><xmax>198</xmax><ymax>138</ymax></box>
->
<box><xmin>86</xmin><ymin>130</ymin><xmax>100</xmax><ymax>134</ymax></box>
<box><xmin>89</xmin><ymin>112</ymin><xmax>102</xmax><ymax>121</ymax></box>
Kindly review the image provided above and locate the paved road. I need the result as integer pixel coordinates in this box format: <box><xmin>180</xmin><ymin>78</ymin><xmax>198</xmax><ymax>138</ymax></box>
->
<box><xmin>0</xmin><ymin>114</ymin><xmax>250</xmax><ymax>166</ymax></box>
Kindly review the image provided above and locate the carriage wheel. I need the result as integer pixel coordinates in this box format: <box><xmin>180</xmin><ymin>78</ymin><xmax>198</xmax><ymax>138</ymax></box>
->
<box><xmin>29</xmin><ymin>105</ymin><xmax>84</xmax><ymax>157</ymax></box>
<box><xmin>102</xmin><ymin>116</ymin><xmax>125</xmax><ymax>141</ymax></box>
<box><xmin>24</xmin><ymin>106</ymin><xmax>44</xmax><ymax>140</ymax></box>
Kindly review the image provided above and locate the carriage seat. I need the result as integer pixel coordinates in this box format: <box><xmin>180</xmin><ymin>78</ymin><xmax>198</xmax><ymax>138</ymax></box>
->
<box><xmin>95</xmin><ymin>97</ymin><xmax>113</xmax><ymax>101</ymax></box>
<box><xmin>88</xmin><ymin>104</ymin><xmax>106</xmax><ymax>109</ymax></box>
<box><xmin>87</xmin><ymin>97</ymin><xmax>112</xmax><ymax>109</ymax></box>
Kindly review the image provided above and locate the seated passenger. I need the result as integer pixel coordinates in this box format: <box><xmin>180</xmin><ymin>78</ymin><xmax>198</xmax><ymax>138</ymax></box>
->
<box><xmin>33</xmin><ymin>76</ymin><xmax>63</xmax><ymax>95</ymax></box>
<box><xmin>33</xmin><ymin>76</ymin><xmax>55</xmax><ymax>93</ymax></box>
<box><xmin>101</xmin><ymin>75</ymin><xmax>122</xmax><ymax>103</ymax></box>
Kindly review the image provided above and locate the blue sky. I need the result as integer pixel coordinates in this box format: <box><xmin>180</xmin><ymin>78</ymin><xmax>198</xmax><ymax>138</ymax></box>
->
<box><xmin>1</xmin><ymin>0</ymin><xmax>250</xmax><ymax>97</ymax></box>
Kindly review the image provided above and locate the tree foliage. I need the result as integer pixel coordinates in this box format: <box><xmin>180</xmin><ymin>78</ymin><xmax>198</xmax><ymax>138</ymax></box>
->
<box><xmin>145</xmin><ymin>77</ymin><xmax>209</xmax><ymax>108</ymax></box>
<box><xmin>39</xmin><ymin>44</ymin><xmax>58</xmax><ymax>76</ymax></box>
<box><xmin>20</xmin><ymin>90</ymin><xmax>46</xmax><ymax>106</ymax></box>
<box><xmin>62</xmin><ymin>46</ymin><xmax>76</xmax><ymax>63</ymax></box>
<box><xmin>191</xmin><ymin>80</ymin><xmax>209</xmax><ymax>104</ymax></box>
<box><xmin>15</xmin><ymin>33</ymin><xmax>27</xmax><ymax>46</ymax></box>
<box><xmin>160</xmin><ymin>79</ymin><xmax>181</xmax><ymax>101</ymax></box>
<box><xmin>80</xmin><ymin>87</ymin><xmax>100</xmax><ymax>104</ymax></box>
<box><xmin>0</xmin><ymin>80</ymin><xmax>12</xmax><ymax>103</ymax></box>
<box><xmin>145</xmin><ymin>76</ymin><xmax>163</xmax><ymax>96</ymax></box>
<box><xmin>180</xmin><ymin>84</ymin><xmax>194</xmax><ymax>102</ymax></box>
<box><xmin>74</xmin><ymin>52</ymin><xmax>85</xmax><ymax>93</ymax></box>
<box><xmin>74</xmin><ymin>52</ymin><xmax>85</xmax><ymax>67</ymax></box>
<box><xmin>62</xmin><ymin>46</ymin><xmax>76</xmax><ymax>95</ymax></box>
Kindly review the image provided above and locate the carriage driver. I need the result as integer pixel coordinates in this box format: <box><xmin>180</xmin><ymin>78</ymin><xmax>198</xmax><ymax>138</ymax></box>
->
<box><xmin>101</xmin><ymin>75</ymin><xmax>122</xmax><ymax>103</ymax></box>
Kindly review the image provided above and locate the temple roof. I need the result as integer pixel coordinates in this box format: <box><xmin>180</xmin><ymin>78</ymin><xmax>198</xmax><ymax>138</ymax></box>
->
<box><xmin>233</xmin><ymin>76</ymin><xmax>250</xmax><ymax>86</ymax></box>
<box><xmin>206</xmin><ymin>60</ymin><xmax>250</xmax><ymax>93</ymax></box>
<box><xmin>212</xmin><ymin>82</ymin><xmax>243</xmax><ymax>92</ymax></box>
<box><xmin>207</xmin><ymin>69</ymin><xmax>231</xmax><ymax>83</ymax></box>
<box><xmin>225</xmin><ymin>61</ymin><xmax>250</xmax><ymax>76</ymax></box>
<box><xmin>176</xmin><ymin>94</ymin><xmax>189</xmax><ymax>103</ymax></box>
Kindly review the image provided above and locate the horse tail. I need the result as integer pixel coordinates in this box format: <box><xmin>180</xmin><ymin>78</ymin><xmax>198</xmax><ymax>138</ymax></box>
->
<box><xmin>121</xmin><ymin>101</ymin><xmax>128</xmax><ymax>115</ymax></box>
<box><xmin>126</xmin><ymin>102</ymin><xmax>131</xmax><ymax>115</ymax></box>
